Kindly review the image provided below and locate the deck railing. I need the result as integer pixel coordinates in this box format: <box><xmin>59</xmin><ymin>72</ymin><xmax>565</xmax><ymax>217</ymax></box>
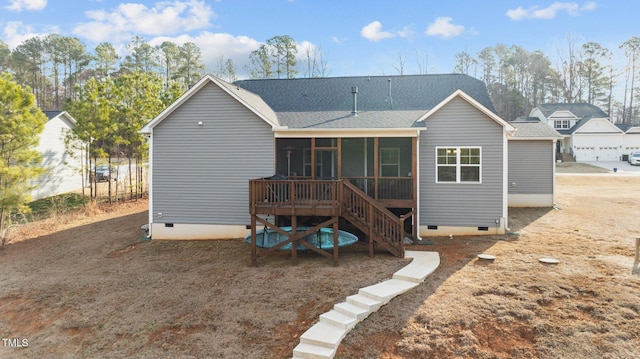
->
<box><xmin>341</xmin><ymin>180</ymin><xmax>404</xmax><ymax>257</ymax></box>
<box><xmin>249</xmin><ymin>179</ymin><xmax>340</xmax><ymax>211</ymax></box>
<box><xmin>346</xmin><ymin>177</ymin><xmax>413</xmax><ymax>200</ymax></box>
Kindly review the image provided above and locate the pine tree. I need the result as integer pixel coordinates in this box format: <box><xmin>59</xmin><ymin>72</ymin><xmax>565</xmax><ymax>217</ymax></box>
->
<box><xmin>0</xmin><ymin>73</ymin><xmax>47</xmax><ymax>246</ymax></box>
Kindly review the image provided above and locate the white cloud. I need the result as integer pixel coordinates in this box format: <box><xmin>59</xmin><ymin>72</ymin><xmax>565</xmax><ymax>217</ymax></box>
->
<box><xmin>360</xmin><ymin>21</ymin><xmax>414</xmax><ymax>42</ymax></box>
<box><xmin>425</xmin><ymin>17</ymin><xmax>464</xmax><ymax>38</ymax></box>
<box><xmin>149</xmin><ymin>31</ymin><xmax>261</xmax><ymax>78</ymax></box>
<box><xmin>2</xmin><ymin>21</ymin><xmax>58</xmax><ymax>48</ymax></box>
<box><xmin>331</xmin><ymin>36</ymin><xmax>348</xmax><ymax>45</ymax></box>
<box><xmin>5</xmin><ymin>0</ymin><xmax>46</xmax><ymax>11</ymax></box>
<box><xmin>397</xmin><ymin>25</ymin><xmax>414</xmax><ymax>39</ymax></box>
<box><xmin>506</xmin><ymin>2</ymin><xmax>597</xmax><ymax>20</ymax></box>
<box><xmin>360</xmin><ymin>21</ymin><xmax>395</xmax><ymax>42</ymax></box>
<box><xmin>297</xmin><ymin>40</ymin><xmax>316</xmax><ymax>57</ymax></box>
<box><xmin>72</xmin><ymin>0</ymin><xmax>215</xmax><ymax>43</ymax></box>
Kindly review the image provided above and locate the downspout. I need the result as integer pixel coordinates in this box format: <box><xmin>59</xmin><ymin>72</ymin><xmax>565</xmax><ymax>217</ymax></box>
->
<box><xmin>147</xmin><ymin>131</ymin><xmax>153</xmax><ymax>239</ymax></box>
<box><xmin>502</xmin><ymin>132</ymin><xmax>509</xmax><ymax>233</ymax></box>
<box><xmin>552</xmin><ymin>139</ymin><xmax>557</xmax><ymax>205</ymax></box>
<box><xmin>415</xmin><ymin>133</ymin><xmax>421</xmax><ymax>240</ymax></box>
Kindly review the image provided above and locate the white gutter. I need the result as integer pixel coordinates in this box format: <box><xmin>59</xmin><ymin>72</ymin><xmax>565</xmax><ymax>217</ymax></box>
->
<box><xmin>274</xmin><ymin>128</ymin><xmax>425</xmax><ymax>138</ymax></box>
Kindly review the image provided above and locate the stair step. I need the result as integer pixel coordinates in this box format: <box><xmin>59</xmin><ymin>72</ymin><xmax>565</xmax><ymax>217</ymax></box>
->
<box><xmin>299</xmin><ymin>322</ymin><xmax>348</xmax><ymax>349</ymax></box>
<box><xmin>346</xmin><ymin>293</ymin><xmax>384</xmax><ymax>311</ymax></box>
<box><xmin>333</xmin><ymin>301</ymin><xmax>371</xmax><ymax>321</ymax></box>
<box><xmin>320</xmin><ymin>309</ymin><xmax>357</xmax><ymax>329</ymax></box>
<box><xmin>359</xmin><ymin>278</ymin><xmax>419</xmax><ymax>304</ymax></box>
<box><xmin>292</xmin><ymin>342</ymin><xmax>337</xmax><ymax>359</ymax></box>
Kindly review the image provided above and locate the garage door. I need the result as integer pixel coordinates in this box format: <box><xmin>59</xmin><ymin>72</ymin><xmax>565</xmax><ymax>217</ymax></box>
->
<box><xmin>597</xmin><ymin>146</ymin><xmax>619</xmax><ymax>161</ymax></box>
<box><xmin>573</xmin><ymin>146</ymin><xmax>595</xmax><ymax>161</ymax></box>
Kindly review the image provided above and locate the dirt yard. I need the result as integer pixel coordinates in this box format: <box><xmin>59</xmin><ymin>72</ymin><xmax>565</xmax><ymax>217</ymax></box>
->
<box><xmin>1</xmin><ymin>168</ymin><xmax>639</xmax><ymax>358</ymax></box>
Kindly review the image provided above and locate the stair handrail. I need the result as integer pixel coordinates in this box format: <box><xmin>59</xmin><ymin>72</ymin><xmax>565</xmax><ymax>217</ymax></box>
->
<box><xmin>341</xmin><ymin>180</ymin><xmax>405</xmax><ymax>256</ymax></box>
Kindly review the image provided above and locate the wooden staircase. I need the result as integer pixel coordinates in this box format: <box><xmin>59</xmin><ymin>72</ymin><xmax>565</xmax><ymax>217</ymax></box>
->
<box><xmin>340</xmin><ymin>181</ymin><xmax>408</xmax><ymax>258</ymax></box>
<box><xmin>249</xmin><ymin>178</ymin><xmax>413</xmax><ymax>262</ymax></box>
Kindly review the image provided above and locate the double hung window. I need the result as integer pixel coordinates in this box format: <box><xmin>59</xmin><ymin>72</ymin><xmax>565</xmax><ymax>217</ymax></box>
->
<box><xmin>436</xmin><ymin>147</ymin><xmax>481</xmax><ymax>183</ymax></box>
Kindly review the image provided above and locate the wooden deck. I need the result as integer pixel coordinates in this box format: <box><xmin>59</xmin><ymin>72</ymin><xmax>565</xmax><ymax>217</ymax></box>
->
<box><xmin>249</xmin><ymin>178</ymin><xmax>417</xmax><ymax>266</ymax></box>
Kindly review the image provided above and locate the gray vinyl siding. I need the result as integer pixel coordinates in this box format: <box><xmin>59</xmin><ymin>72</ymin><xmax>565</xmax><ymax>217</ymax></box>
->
<box><xmin>419</xmin><ymin>97</ymin><xmax>505</xmax><ymax>227</ymax></box>
<box><xmin>152</xmin><ymin>82</ymin><xmax>274</xmax><ymax>225</ymax></box>
<box><xmin>508</xmin><ymin>140</ymin><xmax>553</xmax><ymax>195</ymax></box>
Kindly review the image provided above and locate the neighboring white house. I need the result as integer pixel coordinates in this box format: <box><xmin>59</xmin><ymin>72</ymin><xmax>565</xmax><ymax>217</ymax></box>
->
<box><xmin>618</xmin><ymin>123</ymin><xmax>640</xmax><ymax>155</ymax></box>
<box><xmin>30</xmin><ymin>111</ymin><xmax>85</xmax><ymax>201</ymax></box>
<box><xmin>529</xmin><ymin>103</ymin><xmax>634</xmax><ymax>162</ymax></box>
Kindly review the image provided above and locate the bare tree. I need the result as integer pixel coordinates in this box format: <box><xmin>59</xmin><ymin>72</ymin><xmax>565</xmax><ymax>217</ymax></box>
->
<box><xmin>620</xmin><ymin>37</ymin><xmax>640</xmax><ymax>122</ymax></box>
<box><xmin>210</xmin><ymin>54</ymin><xmax>237</xmax><ymax>82</ymax></box>
<box><xmin>454</xmin><ymin>50</ymin><xmax>477</xmax><ymax>76</ymax></box>
<box><xmin>392</xmin><ymin>52</ymin><xmax>406</xmax><ymax>75</ymax></box>
<box><xmin>555</xmin><ymin>35</ymin><xmax>584</xmax><ymax>103</ymax></box>
<box><xmin>302</xmin><ymin>44</ymin><xmax>328</xmax><ymax>78</ymax></box>
<box><xmin>415</xmin><ymin>50</ymin><xmax>429</xmax><ymax>74</ymax></box>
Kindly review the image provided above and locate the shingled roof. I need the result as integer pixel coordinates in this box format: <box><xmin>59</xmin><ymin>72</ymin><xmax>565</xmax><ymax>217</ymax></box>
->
<box><xmin>510</xmin><ymin>117</ymin><xmax>563</xmax><ymax>139</ymax></box>
<box><xmin>534</xmin><ymin>103</ymin><xmax>609</xmax><ymax>135</ymax></box>
<box><xmin>536</xmin><ymin>103</ymin><xmax>609</xmax><ymax>119</ymax></box>
<box><xmin>234</xmin><ymin>74</ymin><xmax>496</xmax><ymax>129</ymax></box>
<box><xmin>43</xmin><ymin>110</ymin><xmax>63</xmax><ymax>120</ymax></box>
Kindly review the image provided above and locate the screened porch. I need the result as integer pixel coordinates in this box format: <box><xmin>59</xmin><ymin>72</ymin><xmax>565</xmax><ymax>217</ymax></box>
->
<box><xmin>274</xmin><ymin>137</ymin><xmax>417</xmax><ymax>208</ymax></box>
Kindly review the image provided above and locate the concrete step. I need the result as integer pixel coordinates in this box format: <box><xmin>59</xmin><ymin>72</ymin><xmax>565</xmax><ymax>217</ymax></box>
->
<box><xmin>299</xmin><ymin>322</ymin><xmax>348</xmax><ymax>349</ymax></box>
<box><xmin>333</xmin><ymin>301</ymin><xmax>371</xmax><ymax>322</ymax></box>
<box><xmin>359</xmin><ymin>278</ymin><xmax>419</xmax><ymax>304</ymax></box>
<box><xmin>292</xmin><ymin>252</ymin><xmax>441</xmax><ymax>359</ymax></box>
<box><xmin>393</xmin><ymin>251</ymin><xmax>440</xmax><ymax>283</ymax></box>
<box><xmin>292</xmin><ymin>342</ymin><xmax>337</xmax><ymax>359</ymax></box>
<box><xmin>320</xmin><ymin>309</ymin><xmax>357</xmax><ymax>329</ymax></box>
<box><xmin>346</xmin><ymin>293</ymin><xmax>384</xmax><ymax>311</ymax></box>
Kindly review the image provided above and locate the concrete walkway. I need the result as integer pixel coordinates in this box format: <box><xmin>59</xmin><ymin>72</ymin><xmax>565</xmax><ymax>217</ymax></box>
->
<box><xmin>292</xmin><ymin>251</ymin><xmax>440</xmax><ymax>359</ymax></box>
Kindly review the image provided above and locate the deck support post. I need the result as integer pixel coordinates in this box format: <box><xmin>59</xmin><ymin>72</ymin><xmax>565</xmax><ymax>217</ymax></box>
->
<box><xmin>291</xmin><ymin>216</ymin><xmax>298</xmax><ymax>266</ymax></box>
<box><xmin>368</xmin><ymin>202</ymin><xmax>374</xmax><ymax>257</ymax></box>
<box><xmin>251</xmin><ymin>215</ymin><xmax>257</xmax><ymax>266</ymax></box>
<box><xmin>333</xmin><ymin>220</ymin><xmax>339</xmax><ymax>266</ymax></box>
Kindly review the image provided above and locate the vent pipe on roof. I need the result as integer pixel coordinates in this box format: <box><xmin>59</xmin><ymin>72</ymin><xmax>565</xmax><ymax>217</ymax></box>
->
<box><xmin>351</xmin><ymin>86</ymin><xmax>358</xmax><ymax>116</ymax></box>
<box><xmin>387</xmin><ymin>78</ymin><xmax>393</xmax><ymax>109</ymax></box>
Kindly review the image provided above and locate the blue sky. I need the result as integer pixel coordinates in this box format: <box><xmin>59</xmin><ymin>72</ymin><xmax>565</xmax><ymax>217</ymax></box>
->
<box><xmin>1</xmin><ymin>0</ymin><xmax>638</xmax><ymax>79</ymax></box>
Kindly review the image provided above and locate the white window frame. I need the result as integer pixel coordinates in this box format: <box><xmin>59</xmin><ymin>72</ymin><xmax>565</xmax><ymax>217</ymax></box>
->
<box><xmin>554</xmin><ymin>119</ymin><xmax>570</xmax><ymax>129</ymax></box>
<box><xmin>435</xmin><ymin>146</ymin><xmax>482</xmax><ymax>184</ymax></box>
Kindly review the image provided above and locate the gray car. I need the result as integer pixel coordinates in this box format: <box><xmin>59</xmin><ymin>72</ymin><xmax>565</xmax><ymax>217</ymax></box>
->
<box><xmin>94</xmin><ymin>165</ymin><xmax>117</xmax><ymax>181</ymax></box>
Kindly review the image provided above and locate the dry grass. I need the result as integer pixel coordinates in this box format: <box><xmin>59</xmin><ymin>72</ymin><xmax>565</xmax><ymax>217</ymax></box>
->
<box><xmin>1</xmin><ymin>171</ymin><xmax>640</xmax><ymax>359</ymax></box>
<box><xmin>338</xmin><ymin>174</ymin><xmax>640</xmax><ymax>358</ymax></box>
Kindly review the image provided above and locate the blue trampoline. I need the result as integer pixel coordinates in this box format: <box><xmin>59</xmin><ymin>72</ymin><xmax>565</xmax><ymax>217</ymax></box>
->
<box><xmin>245</xmin><ymin>226</ymin><xmax>358</xmax><ymax>250</ymax></box>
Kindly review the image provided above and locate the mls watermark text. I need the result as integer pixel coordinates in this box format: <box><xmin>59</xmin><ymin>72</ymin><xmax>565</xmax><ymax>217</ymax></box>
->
<box><xmin>2</xmin><ymin>338</ymin><xmax>29</xmax><ymax>347</ymax></box>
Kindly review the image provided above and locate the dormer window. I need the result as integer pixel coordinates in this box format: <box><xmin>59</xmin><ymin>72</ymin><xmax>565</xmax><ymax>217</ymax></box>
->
<box><xmin>554</xmin><ymin>119</ymin><xmax>571</xmax><ymax>129</ymax></box>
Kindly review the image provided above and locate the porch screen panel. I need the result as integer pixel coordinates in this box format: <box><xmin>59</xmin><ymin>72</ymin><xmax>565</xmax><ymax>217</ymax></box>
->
<box><xmin>341</xmin><ymin>138</ymin><xmax>365</xmax><ymax>177</ymax></box>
